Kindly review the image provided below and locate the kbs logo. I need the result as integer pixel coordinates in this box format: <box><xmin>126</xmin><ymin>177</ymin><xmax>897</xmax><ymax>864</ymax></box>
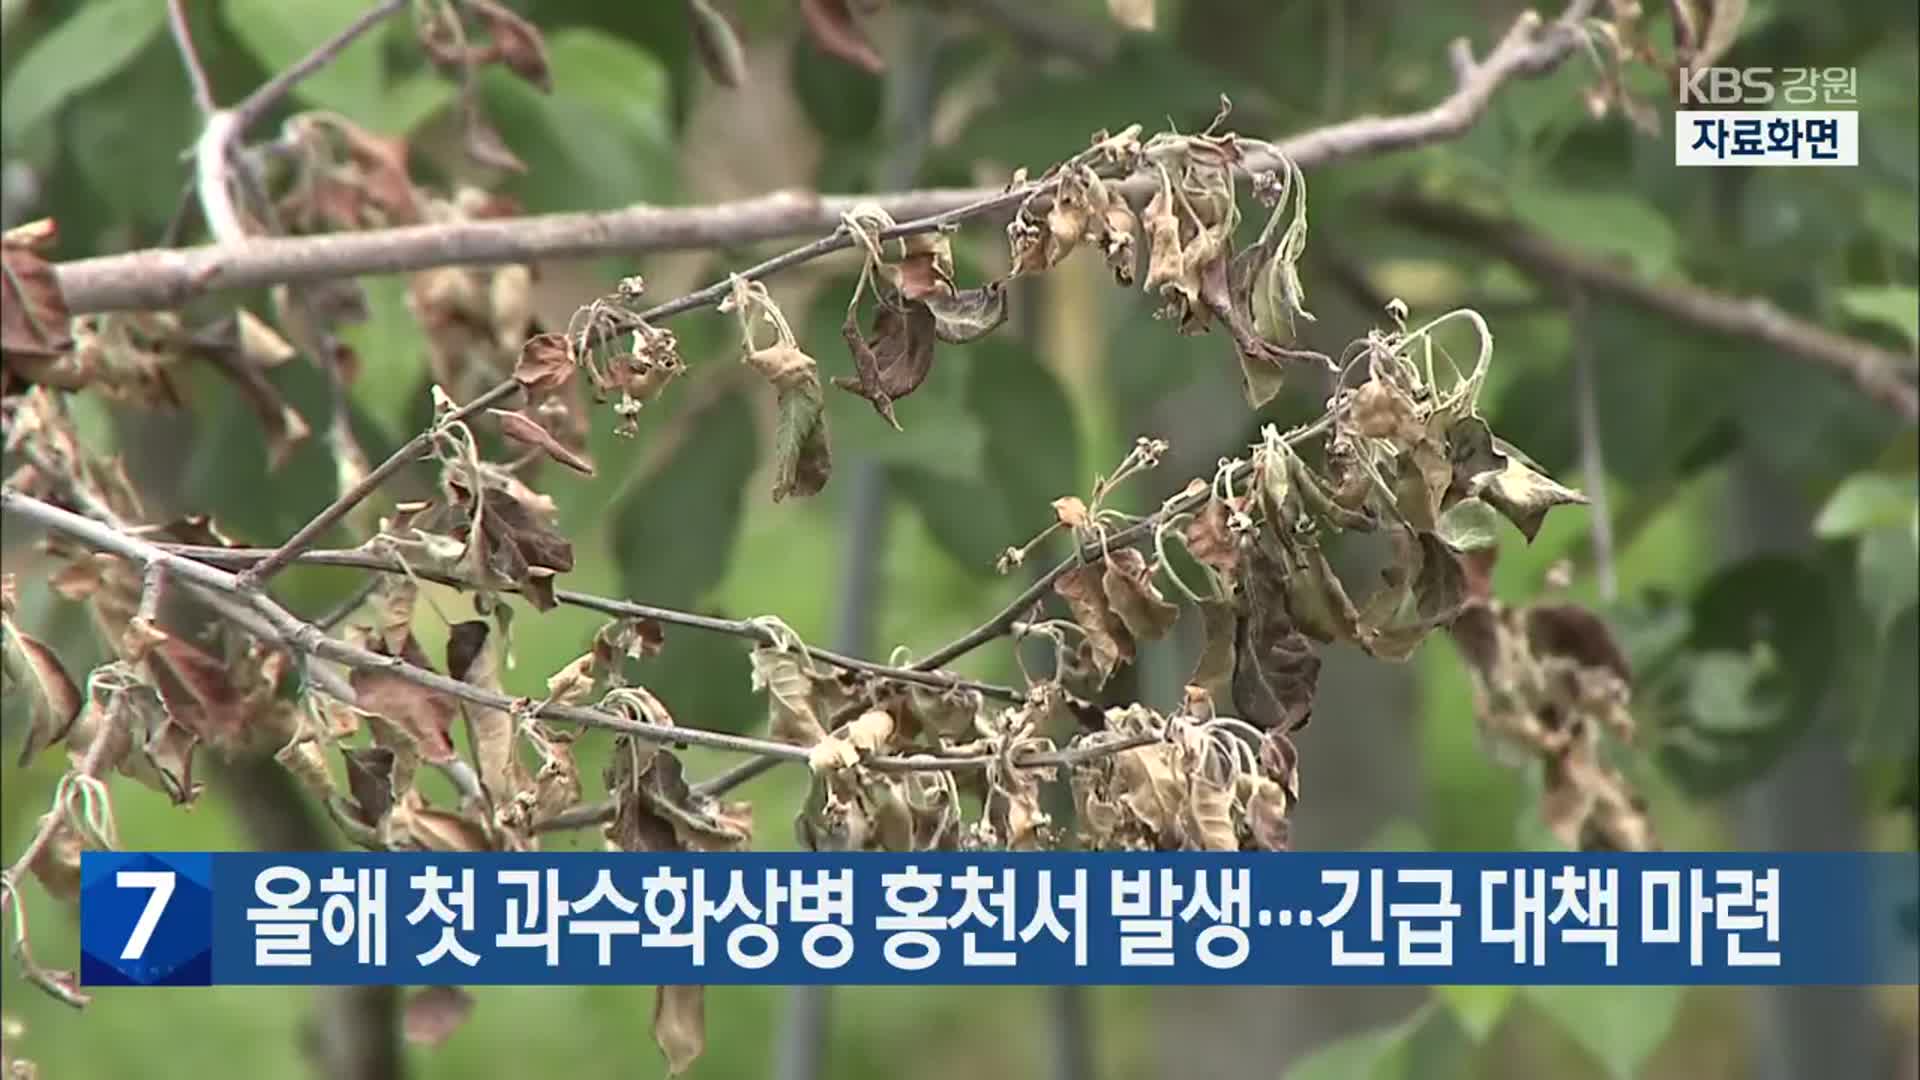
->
<box><xmin>1677</xmin><ymin>67</ymin><xmax>1858</xmax><ymax>107</ymax></box>
<box><xmin>1678</xmin><ymin>67</ymin><xmax>1774</xmax><ymax>105</ymax></box>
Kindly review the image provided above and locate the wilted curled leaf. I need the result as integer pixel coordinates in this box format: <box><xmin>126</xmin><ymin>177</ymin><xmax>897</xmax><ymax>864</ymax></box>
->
<box><xmin>352</xmin><ymin>635</ymin><xmax>459</xmax><ymax>764</ymax></box>
<box><xmin>653</xmin><ymin>985</ymin><xmax>707</xmax><ymax>1076</ymax></box>
<box><xmin>1232</xmin><ymin>541</ymin><xmax>1321</xmax><ymax>731</ymax></box>
<box><xmin>687</xmin><ymin>0</ymin><xmax>748</xmax><ymax>87</ymax></box>
<box><xmin>1275</xmin><ymin>533</ymin><xmax>1361</xmax><ymax>645</ymax></box>
<box><xmin>2</xmin><ymin>615</ymin><xmax>82</xmax><ymax>765</ymax></box>
<box><xmin>403</xmin><ymin>986</ymin><xmax>475</xmax><ymax>1047</ymax></box>
<box><xmin>836</xmin><ymin>299</ymin><xmax>936</xmax><ymax>430</ymax></box>
<box><xmin>924</xmin><ymin>283</ymin><xmax>1007</xmax><ymax>344</ymax></box>
<box><xmin>392</xmin><ymin>795</ymin><xmax>495</xmax><ymax>852</ymax></box>
<box><xmin>147</xmin><ymin>635</ymin><xmax>262</xmax><ymax>750</ymax></box>
<box><xmin>750</xmin><ymin>647</ymin><xmax>830</xmax><ymax>746</ymax></box>
<box><xmin>807</xmin><ymin>708</ymin><xmax>894</xmax><ymax>772</ymax></box>
<box><xmin>1052</xmin><ymin>496</ymin><xmax>1091</xmax><ymax>530</ymax></box>
<box><xmin>513</xmin><ymin>333</ymin><xmax>575</xmax><ymax>392</ymax></box>
<box><xmin>1100</xmin><ymin>548</ymin><xmax>1179</xmax><ymax>643</ymax></box>
<box><xmin>490</xmin><ymin>408</ymin><xmax>595</xmax><ymax>475</ymax></box>
<box><xmin>1356</xmin><ymin>525</ymin><xmax>1470</xmax><ymax>661</ymax></box>
<box><xmin>799</xmin><ymin>0</ymin><xmax>883</xmax><ymax>73</ymax></box>
<box><xmin>607</xmin><ymin>737</ymin><xmax>753</xmax><ymax>853</ymax></box>
<box><xmin>28</xmin><ymin>819</ymin><xmax>82</xmax><ymax>902</ymax></box>
<box><xmin>342</xmin><ymin>746</ymin><xmax>399</xmax><ymax>829</ymax></box>
<box><xmin>747</xmin><ymin>343</ymin><xmax>832</xmax><ymax>501</ymax></box>
<box><xmin>1446</xmin><ymin>417</ymin><xmax>1587</xmax><ymax>541</ymax></box>
<box><xmin>471</xmin><ymin>0</ymin><xmax>551</xmax><ymax>90</ymax></box>
<box><xmin>446</xmin><ymin>620</ymin><xmax>527</xmax><ymax>804</ymax></box>
<box><xmin>1053</xmin><ymin>563</ymin><xmax>1134</xmax><ymax>684</ymax></box>
<box><xmin>449</xmin><ymin>469</ymin><xmax>575</xmax><ymax>607</ymax></box>
<box><xmin>0</xmin><ymin>219</ymin><xmax>74</xmax><ymax>380</ymax></box>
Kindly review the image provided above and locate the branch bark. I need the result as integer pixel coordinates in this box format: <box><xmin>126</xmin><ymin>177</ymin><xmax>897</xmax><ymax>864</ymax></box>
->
<box><xmin>52</xmin><ymin>2</ymin><xmax>1596</xmax><ymax>314</ymax></box>
<box><xmin>160</xmin><ymin>542</ymin><xmax>1021</xmax><ymax>700</ymax></box>
<box><xmin>1381</xmin><ymin>193</ymin><xmax>1920</xmax><ymax>421</ymax></box>
<box><xmin>0</xmin><ymin>488</ymin><xmax>1150</xmax><ymax>777</ymax></box>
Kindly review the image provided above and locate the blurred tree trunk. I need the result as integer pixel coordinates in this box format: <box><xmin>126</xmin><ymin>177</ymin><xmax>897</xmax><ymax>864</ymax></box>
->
<box><xmin>219</xmin><ymin>758</ymin><xmax>402</xmax><ymax>1080</ymax></box>
<box><xmin>1727</xmin><ymin>457</ymin><xmax>1877</xmax><ymax>1080</ymax></box>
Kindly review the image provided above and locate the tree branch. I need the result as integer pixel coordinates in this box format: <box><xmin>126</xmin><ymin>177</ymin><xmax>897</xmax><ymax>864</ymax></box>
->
<box><xmin>53</xmin><ymin>1</ymin><xmax>1598</xmax><ymax>314</ymax></box>
<box><xmin>2</xmin><ymin>489</ymin><xmax>1148</xmax><ymax>777</ymax></box>
<box><xmin>231</xmin><ymin>0</ymin><xmax>410</xmax><ymax>133</ymax></box>
<box><xmin>233</xmin><ymin>380</ymin><xmax>519</xmax><ymax>588</ymax></box>
<box><xmin>1381</xmin><ymin>193</ymin><xmax>1920</xmax><ymax>421</ymax></box>
<box><xmin>165</xmin><ymin>0</ymin><xmax>218</xmax><ymax>116</ymax></box>
<box><xmin>160</xmin><ymin>542</ymin><xmax>1022</xmax><ymax>701</ymax></box>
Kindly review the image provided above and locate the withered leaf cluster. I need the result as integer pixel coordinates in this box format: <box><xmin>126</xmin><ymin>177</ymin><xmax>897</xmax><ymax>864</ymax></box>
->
<box><xmin>834</xmin><ymin>227</ymin><xmax>1006</xmax><ymax>432</ymax></box>
<box><xmin>1451</xmin><ymin>597</ymin><xmax>1656</xmax><ymax>851</ymax></box>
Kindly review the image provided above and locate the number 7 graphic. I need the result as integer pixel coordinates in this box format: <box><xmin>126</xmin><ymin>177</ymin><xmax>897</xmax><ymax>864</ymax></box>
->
<box><xmin>117</xmin><ymin>870</ymin><xmax>176</xmax><ymax>961</ymax></box>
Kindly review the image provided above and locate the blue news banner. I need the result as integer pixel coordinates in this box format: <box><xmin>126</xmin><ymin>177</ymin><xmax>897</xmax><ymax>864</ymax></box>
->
<box><xmin>79</xmin><ymin>852</ymin><xmax>1917</xmax><ymax>987</ymax></box>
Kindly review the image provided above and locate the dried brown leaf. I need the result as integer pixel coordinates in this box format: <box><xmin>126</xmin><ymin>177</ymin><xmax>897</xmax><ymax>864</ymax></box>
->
<box><xmin>1052</xmin><ymin>496</ymin><xmax>1090</xmax><ymax>530</ymax></box>
<box><xmin>1182</xmin><ymin>497</ymin><xmax>1241</xmax><ymax>581</ymax></box>
<box><xmin>653</xmin><ymin>985</ymin><xmax>707</xmax><ymax>1076</ymax></box>
<box><xmin>470</xmin><ymin>0</ymin><xmax>551</xmax><ymax>91</ymax></box>
<box><xmin>148</xmin><ymin>636</ymin><xmax>259</xmax><ymax>749</ymax></box>
<box><xmin>1</xmin><ymin>219</ymin><xmax>75</xmax><ymax>376</ymax></box>
<box><xmin>490</xmin><ymin>408</ymin><xmax>595</xmax><ymax>475</ymax></box>
<box><xmin>28</xmin><ymin>820</ymin><xmax>82</xmax><ymax>902</ymax></box>
<box><xmin>1053</xmin><ymin>563</ymin><xmax>1133</xmax><ymax>683</ymax></box>
<box><xmin>1231</xmin><ymin>542</ymin><xmax>1321</xmax><ymax>731</ymax></box>
<box><xmin>343</xmin><ymin>746</ymin><xmax>399</xmax><ymax>828</ymax></box>
<box><xmin>835</xmin><ymin>300</ymin><xmax>936</xmax><ymax>430</ymax></box>
<box><xmin>924</xmin><ymin>283</ymin><xmax>1007</xmax><ymax>344</ymax></box>
<box><xmin>513</xmin><ymin>333</ymin><xmax>576</xmax><ymax>393</ymax></box>
<box><xmin>1101</xmin><ymin>548</ymin><xmax>1179</xmax><ymax>643</ymax></box>
<box><xmin>2</xmin><ymin>617</ymin><xmax>82</xmax><ymax>765</ymax></box>
<box><xmin>352</xmin><ymin>635</ymin><xmax>458</xmax><ymax>763</ymax></box>
<box><xmin>798</xmin><ymin>0</ymin><xmax>883</xmax><ymax>73</ymax></box>
<box><xmin>1189</xmin><ymin>598</ymin><xmax>1237</xmax><ymax>690</ymax></box>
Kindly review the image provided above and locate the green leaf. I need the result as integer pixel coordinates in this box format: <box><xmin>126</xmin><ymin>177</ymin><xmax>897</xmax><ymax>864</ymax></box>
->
<box><xmin>1285</xmin><ymin>1003</ymin><xmax>1467</xmax><ymax>1080</ymax></box>
<box><xmin>1858</xmin><ymin>524</ymin><xmax>1920</xmax><ymax>637</ymax></box>
<box><xmin>64</xmin><ymin>35</ymin><xmax>201</xmax><ymax>225</ymax></box>
<box><xmin>1435</xmin><ymin>497</ymin><xmax>1504</xmax><ymax>553</ymax></box>
<box><xmin>968</xmin><ymin>339</ymin><xmax>1083</xmax><ymax>550</ymax></box>
<box><xmin>1</xmin><ymin>0</ymin><xmax>167</xmax><ymax>146</ymax></box>
<box><xmin>1815</xmin><ymin>471</ymin><xmax>1919</xmax><ymax>540</ymax></box>
<box><xmin>1435</xmin><ymin>984</ymin><xmax>1515</xmax><ymax>1044</ymax></box>
<box><xmin>1525</xmin><ymin>985</ymin><xmax>1683</xmax><ymax>1080</ymax></box>
<box><xmin>222</xmin><ymin>0</ymin><xmax>388</xmax><ymax>123</ymax></box>
<box><xmin>890</xmin><ymin>471</ymin><xmax>1012</xmax><ymax>573</ymax></box>
<box><xmin>1837</xmin><ymin>285</ymin><xmax>1920</xmax><ymax>346</ymax></box>
<box><xmin>1657</xmin><ymin>556</ymin><xmax>1836</xmax><ymax>794</ymax></box>
<box><xmin>612</xmin><ymin>389</ymin><xmax>759</xmax><ymax>611</ymax></box>
<box><xmin>1684</xmin><ymin>647</ymin><xmax>1782</xmax><ymax>734</ymax></box>
<box><xmin>342</xmin><ymin>278</ymin><xmax>430</xmax><ymax>439</ymax></box>
<box><xmin>484</xmin><ymin>28</ymin><xmax>676</xmax><ymax>212</ymax></box>
<box><xmin>1509</xmin><ymin>188</ymin><xmax>1678</xmax><ymax>278</ymax></box>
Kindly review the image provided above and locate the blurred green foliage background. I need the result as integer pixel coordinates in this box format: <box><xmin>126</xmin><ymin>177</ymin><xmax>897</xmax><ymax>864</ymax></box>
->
<box><xmin>1</xmin><ymin>0</ymin><xmax>1915</xmax><ymax>1077</ymax></box>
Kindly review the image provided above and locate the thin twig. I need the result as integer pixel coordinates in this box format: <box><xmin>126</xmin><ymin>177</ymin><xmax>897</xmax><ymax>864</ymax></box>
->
<box><xmin>234</xmin><ymin>379</ymin><xmax>519</xmax><ymax>588</ymax></box>
<box><xmin>161</xmin><ymin>542</ymin><xmax>1022</xmax><ymax>700</ymax></box>
<box><xmin>165</xmin><ymin>0</ymin><xmax>218</xmax><ymax>116</ymax></box>
<box><xmin>1568</xmin><ymin>290</ymin><xmax>1616</xmax><ymax>601</ymax></box>
<box><xmin>54</xmin><ymin>1</ymin><xmax>1599</xmax><ymax>315</ymax></box>
<box><xmin>2</xmin><ymin>489</ymin><xmax>1117</xmax><ymax>778</ymax></box>
<box><xmin>230</xmin><ymin>0</ymin><xmax>410</xmax><ymax>133</ymax></box>
<box><xmin>0</xmin><ymin>681</ymin><xmax>127</xmax><ymax>1009</ymax></box>
<box><xmin>1381</xmin><ymin>193</ymin><xmax>1920</xmax><ymax>421</ymax></box>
